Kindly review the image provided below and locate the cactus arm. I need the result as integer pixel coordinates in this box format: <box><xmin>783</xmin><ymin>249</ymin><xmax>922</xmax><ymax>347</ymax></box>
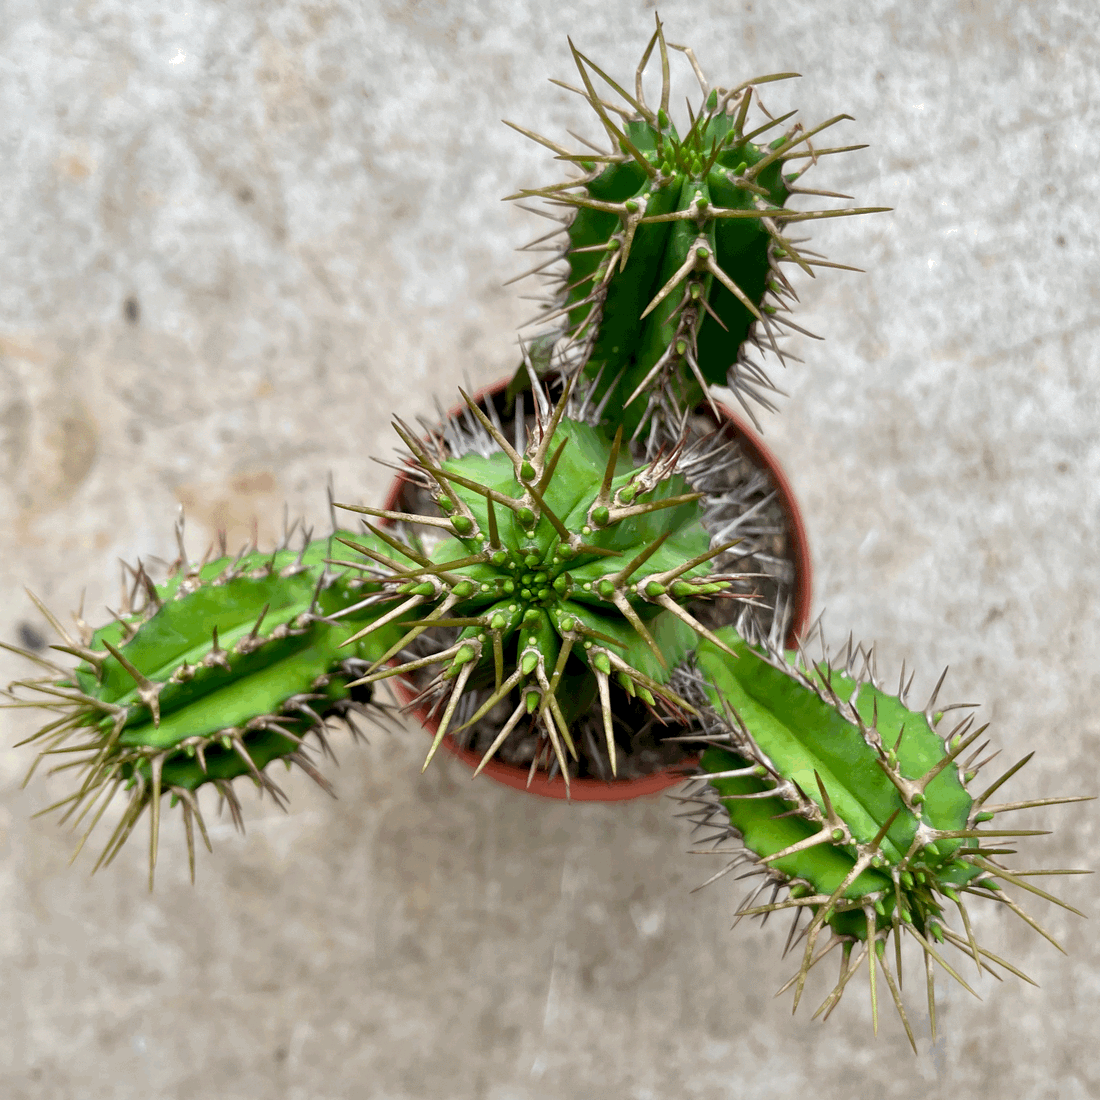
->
<box><xmin>682</xmin><ymin>623</ymin><xmax>1087</xmax><ymax>1036</ymax></box>
<box><xmin>511</xmin><ymin>24</ymin><xmax>885</xmax><ymax>438</ymax></box>
<box><xmin>10</xmin><ymin>528</ymin><xmax>411</xmax><ymax>881</ymax></box>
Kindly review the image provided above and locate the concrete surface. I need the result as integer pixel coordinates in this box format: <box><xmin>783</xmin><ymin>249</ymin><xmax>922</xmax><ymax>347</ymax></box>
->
<box><xmin>1</xmin><ymin>1</ymin><xmax>1097</xmax><ymax>1097</ymax></box>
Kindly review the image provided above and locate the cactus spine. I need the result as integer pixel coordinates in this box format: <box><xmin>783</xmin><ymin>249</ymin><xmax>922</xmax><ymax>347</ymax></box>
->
<box><xmin>509</xmin><ymin>18</ymin><xmax>886</xmax><ymax>438</ymax></box>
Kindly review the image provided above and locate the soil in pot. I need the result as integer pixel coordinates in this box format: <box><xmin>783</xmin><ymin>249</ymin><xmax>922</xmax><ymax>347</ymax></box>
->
<box><xmin>380</xmin><ymin>381</ymin><xmax>811</xmax><ymax>790</ymax></box>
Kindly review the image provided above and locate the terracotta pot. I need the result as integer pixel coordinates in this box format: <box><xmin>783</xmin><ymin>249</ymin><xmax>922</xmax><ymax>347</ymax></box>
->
<box><xmin>382</xmin><ymin>382</ymin><xmax>812</xmax><ymax>801</ymax></box>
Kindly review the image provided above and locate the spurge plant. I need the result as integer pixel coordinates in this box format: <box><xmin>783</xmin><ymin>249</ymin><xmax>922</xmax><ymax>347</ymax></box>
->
<box><xmin>3</xmin><ymin>19</ymin><xmax>1087</xmax><ymax>1047</ymax></box>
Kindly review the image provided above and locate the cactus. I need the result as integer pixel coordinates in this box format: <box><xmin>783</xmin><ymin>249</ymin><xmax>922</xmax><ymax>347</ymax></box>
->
<box><xmin>1</xmin><ymin>18</ymin><xmax>1087</xmax><ymax>1046</ymax></box>
<box><xmin>4</xmin><ymin>520</ymin><xmax>407</xmax><ymax>884</ymax></box>
<box><xmin>673</xmin><ymin>625</ymin><xmax>1088</xmax><ymax>1047</ymax></box>
<box><xmin>508</xmin><ymin>17</ymin><xmax>887</xmax><ymax>439</ymax></box>
<box><xmin>337</xmin><ymin>378</ymin><xmax>745</xmax><ymax>791</ymax></box>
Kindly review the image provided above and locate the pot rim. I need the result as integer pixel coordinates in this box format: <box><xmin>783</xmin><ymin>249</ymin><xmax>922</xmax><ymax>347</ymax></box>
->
<box><xmin>382</xmin><ymin>379</ymin><xmax>813</xmax><ymax>801</ymax></box>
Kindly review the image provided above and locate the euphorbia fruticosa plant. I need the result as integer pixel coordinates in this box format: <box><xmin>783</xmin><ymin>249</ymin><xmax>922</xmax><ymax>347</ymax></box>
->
<box><xmin>4</xmin><ymin>19</ymin><xmax>1086</xmax><ymax>1046</ymax></box>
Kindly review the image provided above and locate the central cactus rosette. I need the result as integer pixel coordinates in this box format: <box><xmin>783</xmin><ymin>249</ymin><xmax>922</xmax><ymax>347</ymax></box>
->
<box><xmin>339</xmin><ymin>384</ymin><xmax>740</xmax><ymax>787</ymax></box>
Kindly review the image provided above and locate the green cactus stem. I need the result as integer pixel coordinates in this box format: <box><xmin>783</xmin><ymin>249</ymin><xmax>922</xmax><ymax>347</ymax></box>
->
<box><xmin>672</xmin><ymin>625</ymin><xmax>1089</xmax><ymax>1047</ymax></box>
<box><xmin>4</xmin><ymin>518</ymin><xmax>407</xmax><ymax>885</ymax></box>
<box><xmin>334</xmin><ymin>376</ymin><xmax>750</xmax><ymax>792</ymax></box>
<box><xmin>507</xmin><ymin>18</ymin><xmax>887</xmax><ymax>439</ymax></box>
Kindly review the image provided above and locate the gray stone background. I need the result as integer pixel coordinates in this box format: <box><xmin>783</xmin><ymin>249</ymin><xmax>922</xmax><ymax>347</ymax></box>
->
<box><xmin>1</xmin><ymin>1</ymin><xmax>1097</xmax><ymax>1097</ymax></box>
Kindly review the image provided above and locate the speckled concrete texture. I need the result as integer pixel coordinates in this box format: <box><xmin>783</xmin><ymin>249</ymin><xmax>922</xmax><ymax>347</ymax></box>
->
<box><xmin>1</xmin><ymin>2</ymin><xmax>1097</xmax><ymax>1097</ymax></box>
